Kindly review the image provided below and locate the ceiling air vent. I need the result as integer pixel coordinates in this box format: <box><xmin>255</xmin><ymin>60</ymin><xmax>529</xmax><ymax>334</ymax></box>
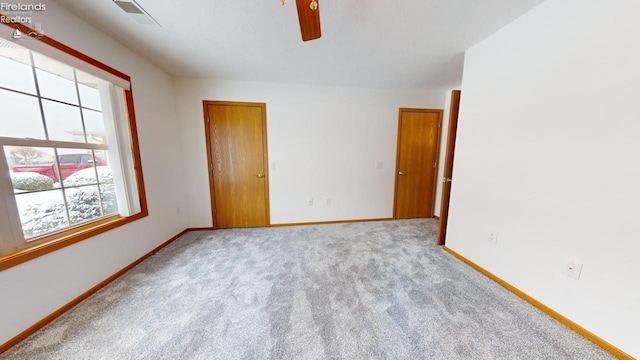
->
<box><xmin>112</xmin><ymin>0</ymin><xmax>161</xmax><ymax>26</ymax></box>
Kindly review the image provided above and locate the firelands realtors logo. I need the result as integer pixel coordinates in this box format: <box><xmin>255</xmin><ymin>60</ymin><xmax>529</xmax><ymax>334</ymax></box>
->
<box><xmin>1</xmin><ymin>2</ymin><xmax>46</xmax><ymax>40</ymax></box>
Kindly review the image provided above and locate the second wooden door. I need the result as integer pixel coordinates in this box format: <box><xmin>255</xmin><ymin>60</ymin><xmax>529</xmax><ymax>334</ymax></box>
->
<box><xmin>438</xmin><ymin>90</ymin><xmax>461</xmax><ymax>245</ymax></box>
<box><xmin>394</xmin><ymin>108</ymin><xmax>443</xmax><ymax>219</ymax></box>
<box><xmin>205</xmin><ymin>101</ymin><xmax>269</xmax><ymax>228</ymax></box>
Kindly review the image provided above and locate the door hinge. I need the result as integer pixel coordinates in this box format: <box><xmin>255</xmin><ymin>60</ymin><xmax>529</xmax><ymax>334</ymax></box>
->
<box><xmin>210</xmin><ymin>163</ymin><xmax>213</xmax><ymax>171</ymax></box>
<box><xmin>434</xmin><ymin>162</ymin><xmax>437</xmax><ymax>168</ymax></box>
<box><xmin>438</xmin><ymin>121</ymin><xmax>441</xmax><ymax>128</ymax></box>
<box><xmin>207</xmin><ymin>116</ymin><xmax>210</xmax><ymax>124</ymax></box>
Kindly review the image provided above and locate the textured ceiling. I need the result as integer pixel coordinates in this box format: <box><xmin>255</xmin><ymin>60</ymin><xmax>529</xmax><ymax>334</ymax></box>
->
<box><xmin>56</xmin><ymin>0</ymin><xmax>544</xmax><ymax>91</ymax></box>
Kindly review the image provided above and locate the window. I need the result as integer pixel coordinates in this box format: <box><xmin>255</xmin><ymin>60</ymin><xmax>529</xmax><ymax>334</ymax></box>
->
<box><xmin>0</xmin><ymin>27</ymin><xmax>147</xmax><ymax>270</ymax></box>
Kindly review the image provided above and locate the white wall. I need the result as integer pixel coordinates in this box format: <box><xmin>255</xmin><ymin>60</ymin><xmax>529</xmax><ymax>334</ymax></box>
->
<box><xmin>446</xmin><ymin>0</ymin><xmax>640</xmax><ymax>357</ymax></box>
<box><xmin>0</xmin><ymin>0</ymin><xmax>187</xmax><ymax>346</ymax></box>
<box><xmin>174</xmin><ymin>79</ymin><xmax>444</xmax><ymax>226</ymax></box>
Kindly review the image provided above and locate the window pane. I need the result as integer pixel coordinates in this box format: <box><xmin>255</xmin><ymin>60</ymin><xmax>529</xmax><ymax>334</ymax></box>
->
<box><xmin>0</xmin><ymin>49</ymin><xmax>36</xmax><ymax>94</ymax></box>
<box><xmin>35</xmin><ymin>68</ymin><xmax>78</xmax><ymax>105</ymax></box>
<box><xmin>58</xmin><ymin>154</ymin><xmax>80</xmax><ymax>164</ymax></box>
<box><xmin>94</xmin><ymin>150</ymin><xmax>108</xmax><ymax>164</ymax></box>
<box><xmin>82</xmin><ymin>109</ymin><xmax>105</xmax><ymax>144</ymax></box>
<box><xmin>66</xmin><ymin>185</ymin><xmax>103</xmax><ymax>225</ymax></box>
<box><xmin>42</xmin><ymin>100</ymin><xmax>85</xmax><ymax>142</ymax></box>
<box><xmin>80</xmin><ymin>154</ymin><xmax>93</xmax><ymax>163</ymax></box>
<box><xmin>55</xmin><ymin>149</ymin><xmax>99</xmax><ymax>184</ymax></box>
<box><xmin>0</xmin><ymin>89</ymin><xmax>46</xmax><ymax>139</ymax></box>
<box><xmin>6</xmin><ymin>145</ymin><xmax>54</xmax><ymax>166</ymax></box>
<box><xmin>62</xmin><ymin>155</ymin><xmax>98</xmax><ymax>187</ymax></box>
<box><xmin>5</xmin><ymin>145</ymin><xmax>116</xmax><ymax>239</ymax></box>
<box><xmin>7</xmin><ymin>146</ymin><xmax>58</xmax><ymax>188</ymax></box>
<box><xmin>95</xmin><ymin>164</ymin><xmax>113</xmax><ymax>184</ymax></box>
<box><xmin>100</xmin><ymin>183</ymin><xmax>118</xmax><ymax>215</ymax></box>
<box><xmin>78</xmin><ymin>83</ymin><xmax>102</xmax><ymax>111</ymax></box>
<box><xmin>15</xmin><ymin>190</ymin><xmax>68</xmax><ymax>239</ymax></box>
<box><xmin>7</xmin><ymin>146</ymin><xmax>108</xmax><ymax>188</ymax></box>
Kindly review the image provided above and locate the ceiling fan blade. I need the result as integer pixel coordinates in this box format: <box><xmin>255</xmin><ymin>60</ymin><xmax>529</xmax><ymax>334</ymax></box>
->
<box><xmin>295</xmin><ymin>0</ymin><xmax>321</xmax><ymax>41</ymax></box>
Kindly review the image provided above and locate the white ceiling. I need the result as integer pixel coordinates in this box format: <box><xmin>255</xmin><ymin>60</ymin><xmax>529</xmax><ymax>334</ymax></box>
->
<box><xmin>56</xmin><ymin>0</ymin><xmax>544</xmax><ymax>91</ymax></box>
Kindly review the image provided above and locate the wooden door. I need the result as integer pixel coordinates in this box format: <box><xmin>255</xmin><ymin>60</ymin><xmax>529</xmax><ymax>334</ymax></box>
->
<box><xmin>394</xmin><ymin>108</ymin><xmax>443</xmax><ymax>219</ymax></box>
<box><xmin>437</xmin><ymin>91</ymin><xmax>461</xmax><ymax>245</ymax></box>
<box><xmin>204</xmin><ymin>101</ymin><xmax>269</xmax><ymax>229</ymax></box>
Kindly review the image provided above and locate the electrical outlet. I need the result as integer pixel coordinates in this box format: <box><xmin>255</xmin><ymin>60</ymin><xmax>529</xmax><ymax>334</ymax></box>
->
<box><xmin>325</xmin><ymin>198</ymin><xmax>331</xmax><ymax>205</ymax></box>
<box><xmin>308</xmin><ymin>198</ymin><xmax>314</xmax><ymax>206</ymax></box>
<box><xmin>562</xmin><ymin>260</ymin><xmax>583</xmax><ymax>280</ymax></box>
<box><xmin>375</xmin><ymin>161</ymin><xmax>383</xmax><ymax>169</ymax></box>
<box><xmin>488</xmin><ymin>230</ymin><xmax>498</xmax><ymax>244</ymax></box>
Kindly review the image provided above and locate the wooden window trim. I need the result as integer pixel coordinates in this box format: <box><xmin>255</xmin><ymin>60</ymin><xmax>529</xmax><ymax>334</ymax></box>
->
<box><xmin>0</xmin><ymin>18</ymin><xmax>131</xmax><ymax>83</ymax></box>
<box><xmin>0</xmin><ymin>21</ymin><xmax>148</xmax><ymax>272</ymax></box>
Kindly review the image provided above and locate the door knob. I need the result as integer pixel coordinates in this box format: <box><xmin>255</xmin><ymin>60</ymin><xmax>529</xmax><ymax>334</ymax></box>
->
<box><xmin>256</xmin><ymin>173</ymin><xmax>265</xmax><ymax>178</ymax></box>
<box><xmin>443</xmin><ymin>177</ymin><xmax>452</xmax><ymax>183</ymax></box>
<box><xmin>398</xmin><ymin>171</ymin><xmax>406</xmax><ymax>175</ymax></box>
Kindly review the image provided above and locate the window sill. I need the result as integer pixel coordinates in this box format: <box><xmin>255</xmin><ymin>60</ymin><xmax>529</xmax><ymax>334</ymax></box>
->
<box><xmin>0</xmin><ymin>210</ymin><xmax>148</xmax><ymax>272</ymax></box>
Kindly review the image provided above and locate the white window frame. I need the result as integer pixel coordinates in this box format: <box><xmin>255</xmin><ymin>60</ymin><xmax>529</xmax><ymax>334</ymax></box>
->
<box><xmin>0</xmin><ymin>23</ymin><xmax>147</xmax><ymax>270</ymax></box>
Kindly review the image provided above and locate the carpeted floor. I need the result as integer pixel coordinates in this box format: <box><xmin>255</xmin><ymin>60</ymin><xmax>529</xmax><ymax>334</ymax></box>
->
<box><xmin>1</xmin><ymin>219</ymin><xmax>614</xmax><ymax>359</ymax></box>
